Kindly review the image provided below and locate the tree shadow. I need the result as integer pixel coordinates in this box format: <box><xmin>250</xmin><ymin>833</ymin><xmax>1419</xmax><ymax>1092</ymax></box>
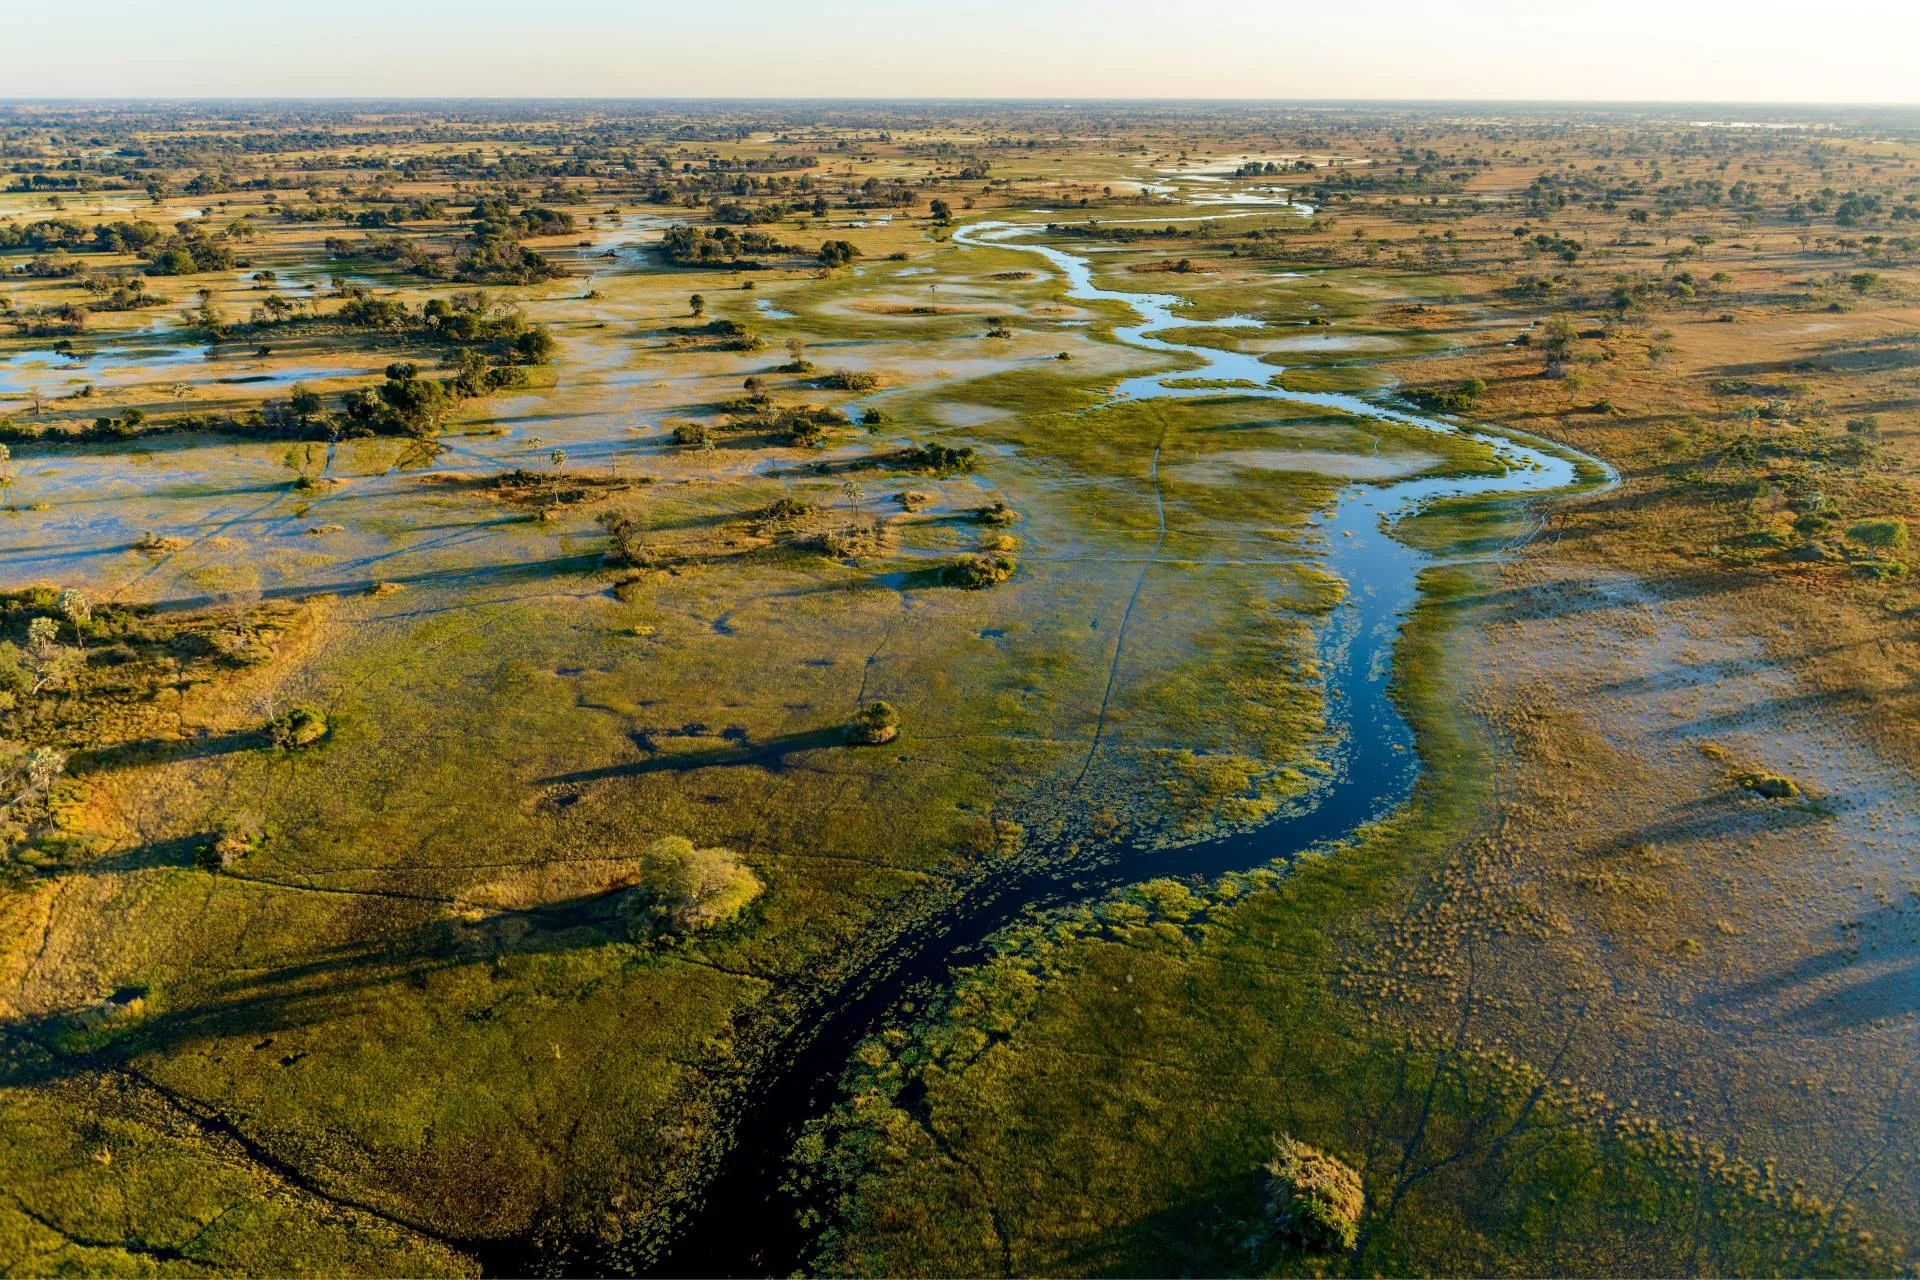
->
<box><xmin>148</xmin><ymin>550</ymin><xmax>606</xmax><ymax>613</ymax></box>
<box><xmin>1701</xmin><ymin>900</ymin><xmax>1920</xmax><ymax>1032</ymax></box>
<box><xmin>537</xmin><ymin>725</ymin><xmax>853</xmax><ymax>785</ymax></box>
<box><xmin>69</xmin><ymin>727</ymin><xmax>266</xmax><ymax>775</ymax></box>
<box><xmin>0</xmin><ymin>881</ymin><xmax>642</xmax><ymax>1096</ymax></box>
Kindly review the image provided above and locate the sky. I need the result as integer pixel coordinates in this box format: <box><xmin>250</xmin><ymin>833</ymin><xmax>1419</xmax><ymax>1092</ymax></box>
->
<box><xmin>8</xmin><ymin>0</ymin><xmax>1918</xmax><ymax>103</ymax></box>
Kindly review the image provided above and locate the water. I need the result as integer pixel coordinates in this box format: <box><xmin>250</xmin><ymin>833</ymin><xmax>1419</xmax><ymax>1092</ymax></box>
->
<box><xmin>0</xmin><ymin>328</ymin><xmax>210</xmax><ymax>395</ymax></box>
<box><xmin>630</xmin><ymin>224</ymin><xmax>1608</xmax><ymax>1278</ymax></box>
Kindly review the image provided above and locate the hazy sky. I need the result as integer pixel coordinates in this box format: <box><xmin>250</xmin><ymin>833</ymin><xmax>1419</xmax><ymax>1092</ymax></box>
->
<box><xmin>10</xmin><ymin>0</ymin><xmax>1917</xmax><ymax>103</ymax></box>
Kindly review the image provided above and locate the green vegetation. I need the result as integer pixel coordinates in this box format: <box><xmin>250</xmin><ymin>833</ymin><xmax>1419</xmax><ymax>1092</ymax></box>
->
<box><xmin>846</xmin><ymin>701</ymin><xmax>901</xmax><ymax>746</ymax></box>
<box><xmin>266</xmin><ymin>704</ymin><xmax>328</xmax><ymax>749</ymax></box>
<box><xmin>624</xmin><ymin>835</ymin><xmax>764</xmax><ymax>940</ymax></box>
<box><xmin>794</xmin><ymin>565</ymin><xmax>1893</xmax><ymax>1278</ymax></box>
<box><xmin>3</xmin><ymin>98</ymin><xmax>1916</xmax><ymax>1278</ymax></box>
<box><xmin>1265</xmin><ymin>1135</ymin><xmax>1365</xmax><ymax>1254</ymax></box>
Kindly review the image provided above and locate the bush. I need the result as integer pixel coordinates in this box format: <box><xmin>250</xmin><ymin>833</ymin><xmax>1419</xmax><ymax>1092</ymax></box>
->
<box><xmin>1737</xmin><ymin>772</ymin><xmax>1800</xmax><ymax>800</ymax></box>
<box><xmin>1264</xmin><ymin>1135</ymin><xmax>1363</xmax><ymax>1253</ymax></box>
<box><xmin>944</xmin><ymin>553</ymin><xmax>1016</xmax><ymax>589</ymax></box>
<box><xmin>197</xmin><ymin>815</ymin><xmax>262</xmax><ymax>871</ymax></box>
<box><xmin>1846</xmin><ymin>518</ymin><xmax>1907</xmax><ymax>557</ymax></box>
<box><xmin>267</xmin><ymin>705</ymin><xmax>328</xmax><ymax>749</ymax></box>
<box><xmin>670</xmin><ymin>421</ymin><xmax>714</xmax><ymax>448</ymax></box>
<box><xmin>623</xmin><ymin>835</ymin><xmax>762</xmax><ymax>940</ymax></box>
<box><xmin>846</xmin><ymin>700</ymin><xmax>900</xmax><ymax>745</ymax></box>
<box><xmin>815</xmin><ymin>370</ymin><xmax>878</xmax><ymax>392</ymax></box>
<box><xmin>974</xmin><ymin>501</ymin><xmax>1018</xmax><ymax>526</ymax></box>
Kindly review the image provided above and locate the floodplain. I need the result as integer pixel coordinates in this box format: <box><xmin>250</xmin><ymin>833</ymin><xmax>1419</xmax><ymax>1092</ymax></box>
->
<box><xmin>1</xmin><ymin>100</ymin><xmax>1917</xmax><ymax>1277</ymax></box>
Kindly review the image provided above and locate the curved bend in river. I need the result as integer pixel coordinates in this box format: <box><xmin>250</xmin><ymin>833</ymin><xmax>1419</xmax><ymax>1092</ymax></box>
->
<box><xmin>650</xmin><ymin>222</ymin><xmax>1612</xmax><ymax>1277</ymax></box>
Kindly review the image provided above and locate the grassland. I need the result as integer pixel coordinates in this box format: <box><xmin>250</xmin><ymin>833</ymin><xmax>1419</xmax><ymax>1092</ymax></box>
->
<box><xmin>1</xmin><ymin>100</ymin><xmax>1917</xmax><ymax>1276</ymax></box>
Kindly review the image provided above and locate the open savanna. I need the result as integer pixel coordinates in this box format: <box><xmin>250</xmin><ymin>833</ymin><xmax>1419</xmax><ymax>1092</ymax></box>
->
<box><xmin>0</xmin><ymin>101</ymin><xmax>1916</xmax><ymax>1275</ymax></box>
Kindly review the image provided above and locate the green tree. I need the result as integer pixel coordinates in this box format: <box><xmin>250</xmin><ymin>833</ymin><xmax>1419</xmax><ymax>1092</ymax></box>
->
<box><xmin>847</xmin><ymin>700</ymin><xmax>900</xmax><ymax>745</ymax></box>
<box><xmin>55</xmin><ymin>589</ymin><xmax>90</xmax><ymax>653</ymax></box>
<box><xmin>1847</xmin><ymin>518</ymin><xmax>1907</xmax><ymax>558</ymax></box>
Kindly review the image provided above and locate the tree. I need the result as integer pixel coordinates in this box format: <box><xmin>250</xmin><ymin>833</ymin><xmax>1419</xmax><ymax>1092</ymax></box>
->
<box><xmin>0</xmin><ymin>738</ymin><xmax>66</xmax><ymax>831</ymax></box>
<box><xmin>847</xmin><ymin>700</ymin><xmax>900</xmax><ymax>745</ymax></box>
<box><xmin>819</xmin><ymin>239</ymin><xmax>860</xmax><ymax>268</ymax></box>
<box><xmin>288</xmin><ymin>383</ymin><xmax>324</xmax><ymax>424</ymax></box>
<box><xmin>624</xmin><ymin>836</ymin><xmax>763</xmax><ymax>939</ymax></box>
<box><xmin>689</xmin><ymin>293</ymin><xmax>706</xmax><ymax>317</ymax></box>
<box><xmin>22</xmin><ymin>617</ymin><xmax>80</xmax><ymax>694</ymax></box>
<box><xmin>1264</xmin><ymin>1135</ymin><xmax>1363</xmax><ymax>1253</ymax></box>
<box><xmin>929</xmin><ymin>199</ymin><xmax>953</xmax><ymax>225</ymax></box>
<box><xmin>1847</xmin><ymin>518</ymin><xmax>1907</xmax><ymax>558</ymax></box>
<box><xmin>1540</xmin><ymin>314</ymin><xmax>1577</xmax><ymax>376</ymax></box>
<box><xmin>55</xmin><ymin>589</ymin><xmax>90</xmax><ymax>653</ymax></box>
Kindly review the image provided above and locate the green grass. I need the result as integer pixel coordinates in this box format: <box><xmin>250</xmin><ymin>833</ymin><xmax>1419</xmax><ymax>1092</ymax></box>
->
<box><xmin>794</xmin><ymin>561</ymin><xmax>1896</xmax><ymax>1277</ymax></box>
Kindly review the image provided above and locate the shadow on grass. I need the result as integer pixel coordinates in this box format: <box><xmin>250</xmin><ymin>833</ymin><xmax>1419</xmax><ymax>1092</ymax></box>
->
<box><xmin>69</xmin><ymin>727</ymin><xmax>266</xmax><ymax>775</ymax></box>
<box><xmin>149</xmin><ymin>550</ymin><xmax>607</xmax><ymax>612</ymax></box>
<box><xmin>538</xmin><ymin>725</ymin><xmax>853</xmax><ymax>785</ymax></box>
<box><xmin>0</xmin><ymin>882</ymin><xmax>644</xmax><ymax>1096</ymax></box>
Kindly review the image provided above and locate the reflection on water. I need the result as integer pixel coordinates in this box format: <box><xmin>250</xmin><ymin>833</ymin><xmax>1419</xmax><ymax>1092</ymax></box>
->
<box><xmin>0</xmin><ymin>322</ymin><xmax>209</xmax><ymax>395</ymax></box>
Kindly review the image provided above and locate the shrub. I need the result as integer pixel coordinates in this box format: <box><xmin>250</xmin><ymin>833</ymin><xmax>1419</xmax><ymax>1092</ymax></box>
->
<box><xmin>944</xmin><ymin>552</ymin><xmax>1016</xmax><ymax>589</ymax></box>
<box><xmin>197</xmin><ymin>815</ymin><xmax>262</xmax><ymax>871</ymax></box>
<box><xmin>815</xmin><ymin>370</ymin><xmax>878</xmax><ymax>392</ymax></box>
<box><xmin>623</xmin><ymin>835</ymin><xmax>762</xmax><ymax>940</ymax></box>
<box><xmin>760</xmin><ymin>496</ymin><xmax>814</xmax><ymax>522</ymax></box>
<box><xmin>1737</xmin><ymin>772</ymin><xmax>1800</xmax><ymax>800</ymax></box>
<box><xmin>267</xmin><ymin>705</ymin><xmax>328</xmax><ymax>749</ymax></box>
<box><xmin>1846</xmin><ymin>518</ymin><xmax>1907</xmax><ymax>557</ymax></box>
<box><xmin>974</xmin><ymin>501</ymin><xmax>1018</xmax><ymax>526</ymax></box>
<box><xmin>670</xmin><ymin>421</ymin><xmax>714</xmax><ymax>448</ymax></box>
<box><xmin>1264</xmin><ymin>1135</ymin><xmax>1363</xmax><ymax>1253</ymax></box>
<box><xmin>846</xmin><ymin>700</ymin><xmax>900</xmax><ymax>745</ymax></box>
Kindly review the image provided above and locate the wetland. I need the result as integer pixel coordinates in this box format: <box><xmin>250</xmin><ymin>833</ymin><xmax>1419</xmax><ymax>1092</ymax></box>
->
<box><xmin>1</xmin><ymin>99</ymin><xmax>1917</xmax><ymax>1277</ymax></box>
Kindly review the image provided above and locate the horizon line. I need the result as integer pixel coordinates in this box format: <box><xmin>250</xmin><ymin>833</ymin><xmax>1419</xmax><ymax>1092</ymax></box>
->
<box><xmin>3</xmin><ymin>95</ymin><xmax>1918</xmax><ymax>109</ymax></box>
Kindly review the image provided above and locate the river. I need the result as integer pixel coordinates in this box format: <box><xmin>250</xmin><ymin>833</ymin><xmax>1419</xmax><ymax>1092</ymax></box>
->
<box><xmin>627</xmin><ymin>221</ymin><xmax>1611</xmax><ymax>1277</ymax></box>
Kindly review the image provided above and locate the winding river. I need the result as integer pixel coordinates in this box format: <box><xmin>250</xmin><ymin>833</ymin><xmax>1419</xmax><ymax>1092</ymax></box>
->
<box><xmin>629</xmin><ymin>223</ymin><xmax>1611</xmax><ymax>1276</ymax></box>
